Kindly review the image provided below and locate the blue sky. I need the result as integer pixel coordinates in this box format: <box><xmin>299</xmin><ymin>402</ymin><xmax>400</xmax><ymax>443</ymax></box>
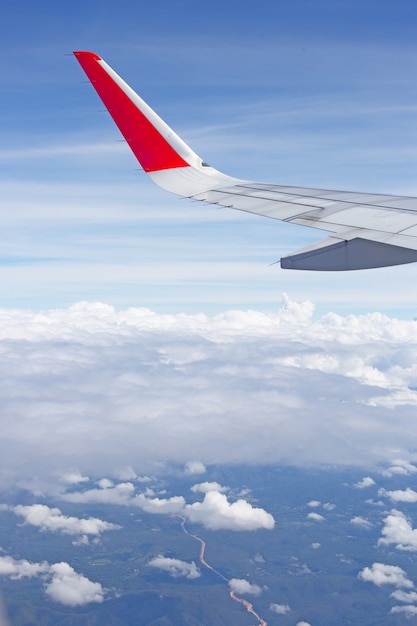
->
<box><xmin>2</xmin><ymin>0</ymin><xmax>417</xmax><ymax>315</ymax></box>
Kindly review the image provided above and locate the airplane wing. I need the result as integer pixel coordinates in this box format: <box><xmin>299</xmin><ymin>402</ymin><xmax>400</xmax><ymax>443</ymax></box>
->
<box><xmin>73</xmin><ymin>51</ymin><xmax>417</xmax><ymax>271</ymax></box>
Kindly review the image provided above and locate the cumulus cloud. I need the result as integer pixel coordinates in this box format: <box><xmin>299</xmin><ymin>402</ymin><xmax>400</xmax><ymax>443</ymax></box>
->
<box><xmin>59</xmin><ymin>479</ymin><xmax>274</xmax><ymax>532</ymax></box>
<box><xmin>191</xmin><ymin>482</ymin><xmax>228</xmax><ymax>494</ymax></box>
<box><xmin>184</xmin><ymin>491</ymin><xmax>274</xmax><ymax>531</ymax></box>
<box><xmin>3</xmin><ymin>300</ymin><xmax>417</xmax><ymax>487</ymax></box>
<box><xmin>63</xmin><ymin>482</ymin><xmax>136</xmax><ymax>505</ymax></box>
<box><xmin>307</xmin><ymin>500</ymin><xmax>321</xmax><ymax>507</ymax></box>
<box><xmin>0</xmin><ymin>555</ymin><xmax>104</xmax><ymax>606</ymax></box>
<box><xmin>354</xmin><ymin>477</ymin><xmax>376</xmax><ymax>489</ymax></box>
<box><xmin>229</xmin><ymin>578</ymin><xmax>262</xmax><ymax>596</ymax></box>
<box><xmin>391</xmin><ymin>605</ymin><xmax>417</xmax><ymax>616</ymax></box>
<box><xmin>270</xmin><ymin>602</ymin><xmax>291</xmax><ymax>614</ymax></box>
<box><xmin>97</xmin><ymin>478</ymin><xmax>114</xmax><ymax>489</ymax></box>
<box><xmin>381</xmin><ymin>487</ymin><xmax>417</xmax><ymax>503</ymax></box>
<box><xmin>382</xmin><ymin>460</ymin><xmax>417</xmax><ymax>477</ymax></box>
<box><xmin>59</xmin><ymin>472</ymin><xmax>89</xmax><ymax>485</ymax></box>
<box><xmin>148</xmin><ymin>556</ymin><xmax>200</xmax><ymax>579</ymax></box>
<box><xmin>378</xmin><ymin>509</ymin><xmax>417</xmax><ymax>551</ymax></box>
<box><xmin>45</xmin><ymin>562</ymin><xmax>105</xmax><ymax>606</ymax></box>
<box><xmin>307</xmin><ymin>512</ymin><xmax>325</xmax><ymax>522</ymax></box>
<box><xmin>62</xmin><ymin>481</ymin><xmax>186</xmax><ymax>514</ymax></box>
<box><xmin>10</xmin><ymin>504</ymin><xmax>119</xmax><ymax>538</ymax></box>
<box><xmin>134</xmin><ymin>494</ymin><xmax>186</xmax><ymax>515</ymax></box>
<box><xmin>350</xmin><ymin>516</ymin><xmax>373</xmax><ymax>529</ymax></box>
<box><xmin>358</xmin><ymin>563</ymin><xmax>414</xmax><ymax>589</ymax></box>
<box><xmin>0</xmin><ymin>556</ymin><xmax>48</xmax><ymax>579</ymax></box>
<box><xmin>391</xmin><ymin>589</ymin><xmax>417</xmax><ymax>603</ymax></box>
<box><xmin>184</xmin><ymin>462</ymin><xmax>206</xmax><ymax>475</ymax></box>
<box><xmin>117</xmin><ymin>467</ymin><xmax>138</xmax><ymax>481</ymax></box>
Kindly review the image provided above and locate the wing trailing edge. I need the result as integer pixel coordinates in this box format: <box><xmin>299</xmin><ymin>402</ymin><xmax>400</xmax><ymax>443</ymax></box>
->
<box><xmin>74</xmin><ymin>51</ymin><xmax>417</xmax><ymax>272</ymax></box>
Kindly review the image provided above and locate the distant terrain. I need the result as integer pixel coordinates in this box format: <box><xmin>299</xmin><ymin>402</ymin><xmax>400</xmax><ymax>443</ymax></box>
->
<box><xmin>1</xmin><ymin>464</ymin><xmax>416</xmax><ymax>625</ymax></box>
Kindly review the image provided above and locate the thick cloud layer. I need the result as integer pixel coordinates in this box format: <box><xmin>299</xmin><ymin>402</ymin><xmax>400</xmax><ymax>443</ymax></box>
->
<box><xmin>1</xmin><ymin>298</ymin><xmax>417</xmax><ymax>486</ymax></box>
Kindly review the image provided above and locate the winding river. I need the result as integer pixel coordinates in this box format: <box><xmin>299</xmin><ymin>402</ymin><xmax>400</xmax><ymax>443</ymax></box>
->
<box><xmin>177</xmin><ymin>516</ymin><xmax>268</xmax><ymax>625</ymax></box>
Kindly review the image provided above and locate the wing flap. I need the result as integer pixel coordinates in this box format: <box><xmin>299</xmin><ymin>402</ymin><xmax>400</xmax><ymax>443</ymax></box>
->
<box><xmin>281</xmin><ymin>236</ymin><xmax>417</xmax><ymax>271</ymax></box>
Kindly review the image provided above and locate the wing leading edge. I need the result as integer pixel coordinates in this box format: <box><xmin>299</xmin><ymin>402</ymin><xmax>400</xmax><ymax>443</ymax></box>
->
<box><xmin>73</xmin><ymin>51</ymin><xmax>417</xmax><ymax>271</ymax></box>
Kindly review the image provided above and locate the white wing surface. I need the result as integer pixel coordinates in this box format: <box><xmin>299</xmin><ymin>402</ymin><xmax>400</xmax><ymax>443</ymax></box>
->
<box><xmin>74</xmin><ymin>51</ymin><xmax>417</xmax><ymax>271</ymax></box>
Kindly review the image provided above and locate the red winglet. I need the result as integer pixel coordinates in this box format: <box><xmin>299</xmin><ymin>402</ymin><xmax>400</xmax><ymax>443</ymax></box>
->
<box><xmin>73</xmin><ymin>51</ymin><xmax>190</xmax><ymax>172</ymax></box>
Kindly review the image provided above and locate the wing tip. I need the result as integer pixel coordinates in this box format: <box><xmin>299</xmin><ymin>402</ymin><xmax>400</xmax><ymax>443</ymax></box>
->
<box><xmin>73</xmin><ymin>50</ymin><xmax>102</xmax><ymax>61</ymax></box>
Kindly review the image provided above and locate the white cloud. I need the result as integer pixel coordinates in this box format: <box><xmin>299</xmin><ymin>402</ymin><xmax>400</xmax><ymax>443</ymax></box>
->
<box><xmin>382</xmin><ymin>487</ymin><xmax>417</xmax><ymax>503</ymax></box>
<box><xmin>184</xmin><ymin>491</ymin><xmax>274</xmax><ymax>531</ymax></box>
<box><xmin>117</xmin><ymin>467</ymin><xmax>138</xmax><ymax>481</ymax></box>
<box><xmin>45</xmin><ymin>562</ymin><xmax>105</xmax><ymax>606</ymax></box>
<box><xmin>311</xmin><ymin>542</ymin><xmax>321</xmax><ymax>549</ymax></box>
<box><xmin>58</xmin><ymin>479</ymin><xmax>273</xmax><ymax>532</ymax></box>
<box><xmin>307</xmin><ymin>500</ymin><xmax>321</xmax><ymax>508</ymax></box>
<box><xmin>97</xmin><ymin>478</ymin><xmax>114</xmax><ymax>489</ymax></box>
<box><xmin>391</xmin><ymin>605</ymin><xmax>417</xmax><ymax>616</ymax></box>
<box><xmin>350</xmin><ymin>516</ymin><xmax>373</xmax><ymax>529</ymax></box>
<box><xmin>63</xmin><ymin>483</ymin><xmax>136</xmax><ymax>506</ymax></box>
<box><xmin>392</xmin><ymin>460</ymin><xmax>417</xmax><ymax>474</ymax></box>
<box><xmin>0</xmin><ymin>556</ymin><xmax>48</xmax><ymax>580</ymax></box>
<box><xmin>184</xmin><ymin>461</ymin><xmax>206</xmax><ymax>475</ymax></box>
<box><xmin>270</xmin><ymin>602</ymin><xmax>291</xmax><ymax>614</ymax></box>
<box><xmin>134</xmin><ymin>494</ymin><xmax>186</xmax><ymax>515</ymax></box>
<box><xmin>229</xmin><ymin>578</ymin><xmax>262</xmax><ymax>596</ymax></box>
<box><xmin>148</xmin><ymin>556</ymin><xmax>200</xmax><ymax>579</ymax></box>
<box><xmin>307</xmin><ymin>512</ymin><xmax>325</xmax><ymax>522</ymax></box>
<box><xmin>136</xmin><ymin>475</ymin><xmax>153</xmax><ymax>483</ymax></box>
<box><xmin>296</xmin><ymin>622</ymin><xmax>312</xmax><ymax>626</ymax></box>
<box><xmin>59</xmin><ymin>472</ymin><xmax>89</xmax><ymax>485</ymax></box>
<box><xmin>391</xmin><ymin>589</ymin><xmax>417</xmax><ymax>603</ymax></box>
<box><xmin>354</xmin><ymin>477</ymin><xmax>376</xmax><ymax>489</ymax></box>
<box><xmin>379</xmin><ymin>509</ymin><xmax>417</xmax><ymax>551</ymax></box>
<box><xmin>3</xmin><ymin>301</ymin><xmax>417</xmax><ymax>488</ymax></box>
<box><xmin>191</xmin><ymin>482</ymin><xmax>228</xmax><ymax>494</ymax></box>
<box><xmin>10</xmin><ymin>504</ymin><xmax>119</xmax><ymax>538</ymax></box>
<box><xmin>382</xmin><ymin>460</ymin><xmax>417</xmax><ymax>477</ymax></box>
<box><xmin>0</xmin><ymin>555</ymin><xmax>104</xmax><ymax>606</ymax></box>
<box><xmin>358</xmin><ymin>563</ymin><xmax>414</xmax><ymax>589</ymax></box>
